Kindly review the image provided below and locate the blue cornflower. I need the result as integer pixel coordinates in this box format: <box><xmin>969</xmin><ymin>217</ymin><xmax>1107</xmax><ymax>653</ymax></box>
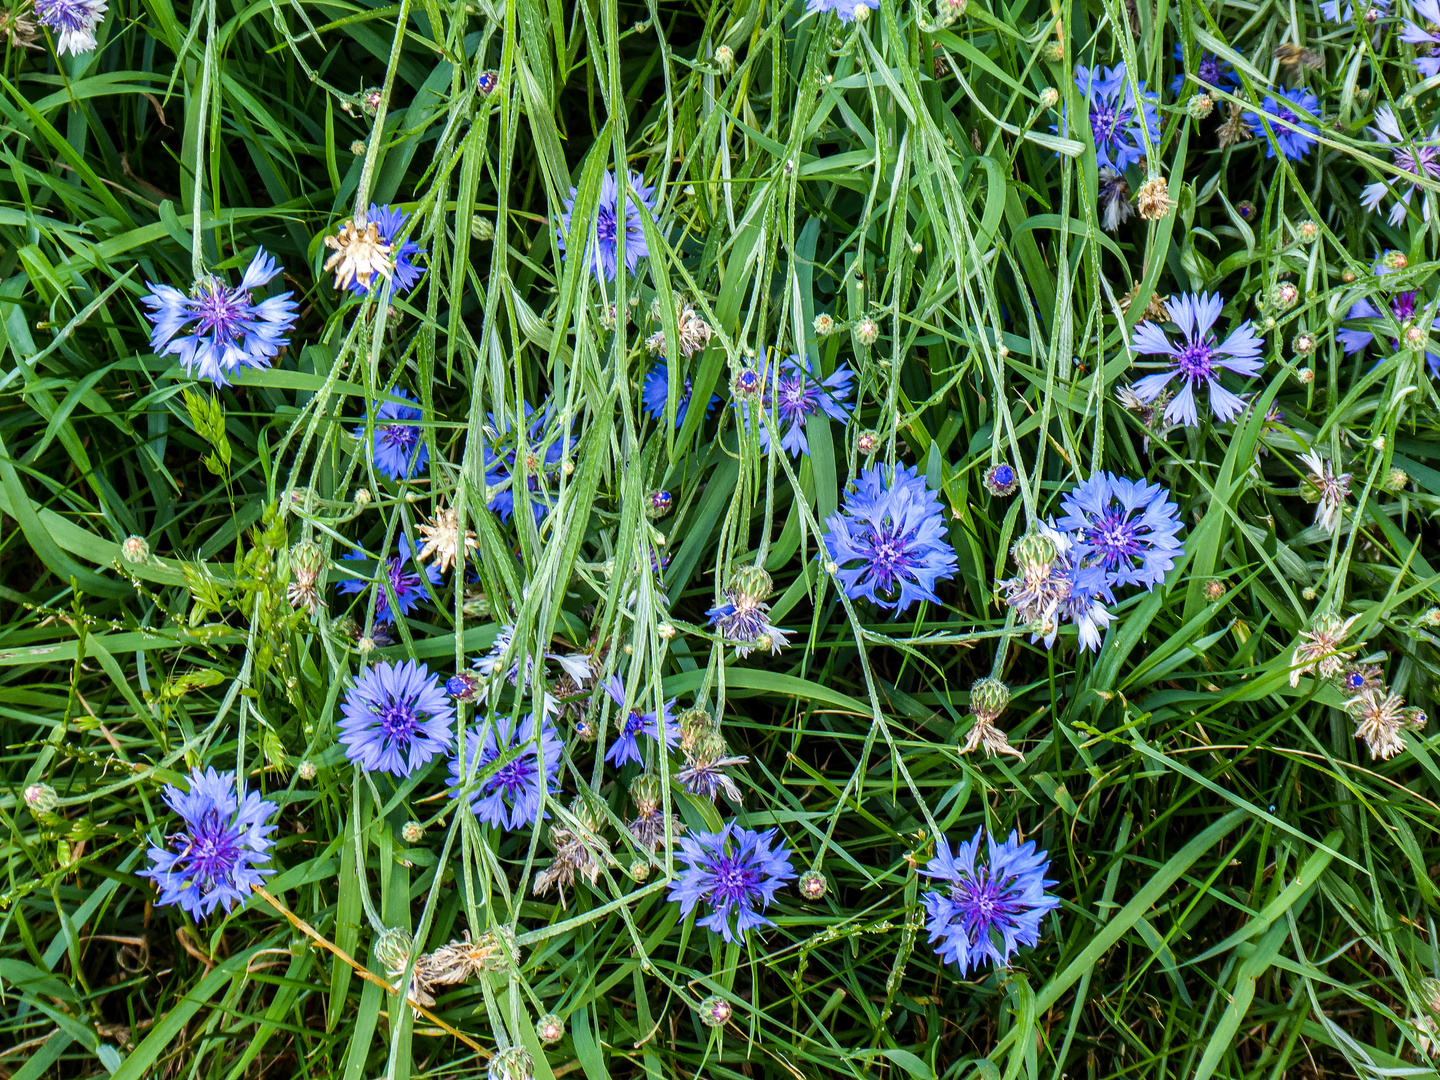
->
<box><xmin>1130</xmin><ymin>291</ymin><xmax>1265</xmax><ymax>426</ymax></box>
<box><xmin>558</xmin><ymin>169</ymin><xmax>658</xmax><ymax>281</ymax></box>
<box><xmin>1001</xmin><ymin>525</ymin><xmax>1115</xmax><ymax>653</ymax></box>
<box><xmin>449</xmin><ymin>715</ymin><xmax>563</xmax><ymax>831</ymax></box>
<box><xmin>805</xmin><ymin>0</ymin><xmax>880</xmax><ymax>20</ymax></box>
<box><xmin>921</xmin><ymin>828</ymin><xmax>1061</xmax><ymax>976</ymax></box>
<box><xmin>353</xmin><ymin>204</ymin><xmax>424</xmax><ymax>296</ymax></box>
<box><xmin>1323</xmin><ymin>0</ymin><xmax>1388</xmax><ymax>18</ymax></box>
<box><xmin>482</xmin><ymin>402</ymin><xmax>569</xmax><ymax>524</ymax></box>
<box><xmin>1247</xmin><ymin>88</ymin><xmax>1320</xmax><ymax>160</ymax></box>
<box><xmin>336</xmin><ymin>536</ymin><xmax>442</xmax><ymax>622</ymax></box>
<box><xmin>1170</xmin><ymin>46</ymin><xmax>1237</xmax><ymax>94</ymax></box>
<box><xmin>1358</xmin><ymin>107</ymin><xmax>1440</xmax><ymax>227</ymax></box>
<box><xmin>1055</xmin><ymin>472</ymin><xmax>1185</xmax><ymax>592</ymax></box>
<box><xmin>668</xmin><ymin>822</ymin><xmax>796</xmax><ymax>943</ymax></box>
<box><xmin>600</xmin><ymin>674</ymin><xmax>679</xmax><ymax>767</ymax></box>
<box><xmin>140</xmin><ymin>767</ymin><xmax>279</xmax><ymax>921</ymax></box>
<box><xmin>356</xmin><ymin>389</ymin><xmax>429</xmax><ymax>481</ymax></box>
<box><xmin>1067</xmin><ymin>64</ymin><xmax>1162</xmax><ymax>173</ymax></box>
<box><xmin>34</xmin><ymin>0</ymin><xmax>106</xmax><ymax>53</ymax></box>
<box><xmin>339</xmin><ymin>659</ymin><xmax>455</xmax><ymax>776</ymax></box>
<box><xmin>1402</xmin><ymin>0</ymin><xmax>1440</xmax><ymax>74</ymax></box>
<box><xmin>142</xmin><ymin>250</ymin><xmax>299</xmax><ymax>387</ymax></box>
<box><xmin>707</xmin><ymin>591</ymin><xmax>791</xmax><ymax>656</ymax></box>
<box><xmin>821</xmin><ymin>464</ymin><xmax>959</xmax><ymax>612</ymax></box>
<box><xmin>642</xmin><ymin>362</ymin><xmax>719</xmax><ymax>429</ymax></box>
<box><xmin>1337</xmin><ymin>291</ymin><xmax>1440</xmax><ymax>377</ymax></box>
<box><xmin>745</xmin><ymin>353</ymin><xmax>855</xmax><ymax>457</ymax></box>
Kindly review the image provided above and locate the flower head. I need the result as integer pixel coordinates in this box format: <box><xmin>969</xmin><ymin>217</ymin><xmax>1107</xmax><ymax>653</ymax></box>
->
<box><xmin>1358</xmin><ymin>108</ymin><xmax>1440</xmax><ymax>226</ymax></box>
<box><xmin>805</xmin><ymin>0</ymin><xmax>880</xmax><ymax>20</ymax></box>
<box><xmin>417</xmin><ymin>505</ymin><xmax>478</xmax><ymax>574</ymax></box>
<box><xmin>449</xmin><ymin>715</ymin><xmax>563</xmax><ymax>831</ymax></box>
<box><xmin>822</xmin><ymin>464</ymin><xmax>959</xmax><ymax>612</ymax></box>
<box><xmin>600</xmin><ymin>675</ymin><xmax>679</xmax><ymax>766</ymax></box>
<box><xmin>1349</xmin><ymin>688</ymin><xmax>1409</xmax><ymax>759</ymax></box>
<box><xmin>1098</xmin><ymin>168</ymin><xmax>1135</xmax><ymax>232</ymax></box>
<box><xmin>1402</xmin><ymin>0</ymin><xmax>1440</xmax><ymax>75</ymax></box>
<box><xmin>351</xmin><ymin>205</ymin><xmax>423</xmax><ymax>296</ymax></box>
<box><xmin>336</xmin><ymin>536</ymin><xmax>442</xmax><ymax>622</ymax></box>
<box><xmin>1130</xmin><ymin>291</ymin><xmax>1265</xmax><ymax>426</ymax></box>
<box><xmin>921</xmin><ymin>828</ymin><xmax>1061</xmax><ymax>975</ymax></box>
<box><xmin>707</xmin><ymin>570</ymin><xmax>791</xmax><ymax>656</ymax></box>
<box><xmin>668</xmin><ymin>822</ymin><xmax>795</xmax><ymax>943</ymax></box>
<box><xmin>34</xmin><ymin>0</ymin><xmax>105</xmax><ymax>53</ymax></box>
<box><xmin>482</xmin><ymin>402</ymin><xmax>570</xmax><ymax>524</ymax></box>
<box><xmin>1001</xmin><ymin>525</ymin><xmax>1115</xmax><ymax>653</ymax></box>
<box><xmin>1247</xmin><ymin>88</ymin><xmax>1319</xmax><ymax>160</ymax></box>
<box><xmin>357</xmin><ymin>389</ymin><xmax>429</xmax><ymax>481</ymax></box>
<box><xmin>1339</xmin><ymin>662</ymin><xmax>1385</xmax><ymax>693</ymax></box>
<box><xmin>641</xmin><ymin>362</ymin><xmax>720</xmax><ymax>429</ymax></box>
<box><xmin>141</xmin><ymin>768</ymin><xmax>279</xmax><ymax>920</ymax></box>
<box><xmin>1065</xmin><ymin>64</ymin><xmax>1162</xmax><ymax>173</ymax></box>
<box><xmin>1171</xmin><ymin>45</ymin><xmax>1237</xmax><ymax>95</ymax></box>
<box><xmin>645</xmin><ymin>295</ymin><xmax>714</xmax><ymax>358</ymax></box>
<box><xmin>558</xmin><ymin>169</ymin><xmax>657</xmax><ymax>281</ymax></box>
<box><xmin>740</xmin><ymin>353</ymin><xmax>856</xmax><ymax>457</ymax></box>
<box><xmin>984</xmin><ymin>463</ymin><xmax>1019</xmax><ymax>497</ymax></box>
<box><xmin>1290</xmin><ymin>612</ymin><xmax>1360</xmax><ymax>687</ymax></box>
<box><xmin>676</xmin><ymin>731</ymin><xmax>748</xmax><ymax>805</ymax></box>
<box><xmin>339</xmin><ymin>660</ymin><xmax>455</xmax><ymax>776</ymax></box>
<box><xmin>1055</xmin><ymin>472</ymin><xmax>1184</xmax><ymax>592</ymax></box>
<box><xmin>1298</xmin><ymin>449</ymin><xmax>1352</xmax><ymax>534</ymax></box>
<box><xmin>535</xmin><ymin>799</ymin><xmax>615</xmax><ymax>905</ymax></box>
<box><xmin>324</xmin><ymin>221</ymin><xmax>390</xmax><ymax>292</ymax></box>
<box><xmin>142</xmin><ymin>250</ymin><xmax>298</xmax><ymax>387</ymax></box>
<box><xmin>1336</xmin><ymin>291</ymin><xmax>1440</xmax><ymax>376</ymax></box>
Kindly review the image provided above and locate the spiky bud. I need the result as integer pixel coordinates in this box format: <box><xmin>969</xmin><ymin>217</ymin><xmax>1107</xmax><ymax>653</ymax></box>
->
<box><xmin>630</xmin><ymin>858</ymin><xmax>650</xmax><ymax>883</ymax></box>
<box><xmin>855</xmin><ymin>317</ymin><xmax>880</xmax><ymax>347</ymax></box>
<box><xmin>354</xmin><ymin>488</ymin><xmax>372</xmax><ymax>507</ymax></box>
<box><xmin>24</xmin><ymin>783</ymin><xmax>57</xmax><ymax>813</ymax></box>
<box><xmin>1385</xmin><ymin>467</ymin><xmax>1410</xmax><ymax>491</ymax></box>
<box><xmin>798</xmin><ymin>868</ymin><xmax>828</xmax><ymax>900</ymax></box>
<box><xmin>813</xmin><ymin>312</ymin><xmax>835</xmax><ymax>336</ymax></box>
<box><xmin>698</xmin><ymin>995</ymin><xmax>732</xmax><ymax>1027</ymax></box>
<box><xmin>731</xmin><ymin>368</ymin><xmax>762</xmax><ymax>400</ymax></box>
<box><xmin>486</xmin><ymin>1046</ymin><xmax>534</xmax><ymax>1080</ymax></box>
<box><xmin>1404</xmin><ymin>706</ymin><xmax>1429</xmax><ymax>731</ymax></box>
<box><xmin>677</xmin><ymin>706</ymin><xmax>716</xmax><ymax>753</ymax></box>
<box><xmin>536</xmin><ymin>1013</ymin><xmax>565</xmax><ymax>1046</ymax></box>
<box><xmin>729</xmin><ymin>564</ymin><xmax>774</xmax><ymax>605</ymax></box>
<box><xmin>1381</xmin><ymin>250</ymin><xmax>1408</xmax><ymax>272</ymax></box>
<box><xmin>470</xmin><ymin>215</ymin><xmax>495</xmax><ymax>241</ymax></box>
<box><xmin>120</xmin><ymin>535</ymin><xmax>150</xmax><ymax>564</ymax></box>
<box><xmin>1204</xmin><ymin>578</ymin><xmax>1227</xmax><ymax>602</ymax></box>
<box><xmin>1185</xmin><ymin>93</ymin><xmax>1214</xmax><ymax>119</ymax></box>
<box><xmin>1012</xmin><ymin>531</ymin><xmax>1057</xmax><ymax>578</ymax></box>
<box><xmin>1292</xmin><ymin>332</ymin><xmax>1315</xmax><ymax>356</ymax></box>
<box><xmin>1297</xmin><ymin>368</ymin><xmax>1315</xmax><ymax>385</ymax></box>
<box><xmin>1296</xmin><ymin>219</ymin><xmax>1318</xmax><ymax>242</ymax></box>
<box><xmin>374</xmin><ymin>927</ymin><xmax>414</xmax><ymax>975</ymax></box>
<box><xmin>857</xmin><ymin>429</ymin><xmax>879</xmax><ymax>454</ymax></box>
<box><xmin>984</xmin><ymin>463</ymin><xmax>1018</xmax><ymax>497</ymax></box>
<box><xmin>1271</xmin><ymin>282</ymin><xmax>1298</xmax><ymax>307</ymax></box>
<box><xmin>297</xmin><ymin>760</ymin><xmax>317</xmax><ymax>781</ymax></box>
<box><xmin>969</xmin><ymin>677</ymin><xmax>1011</xmax><ymax>724</ymax></box>
<box><xmin>714</xmin><ymin>44</ymin><xmax>734</xmax><ymax>70</ymax></box>
<box><xmin>446</xmin><ymin>671</ymin><xmax>481</xmax><ymax>702</ymax></box>
<box><xmin>401</xmin><ymin>821</ymin><xmax>424</xmax><ymax>843</ymax></box>
<box><xmin>1042</xmin><ymin>40</ymin><xmax>1064</xmax><ymax>62</ymax></box>
<box><xmin>1038</xmin><ymin>87</ymin><xmax>1059</xmax><ymax>109</ymax></box>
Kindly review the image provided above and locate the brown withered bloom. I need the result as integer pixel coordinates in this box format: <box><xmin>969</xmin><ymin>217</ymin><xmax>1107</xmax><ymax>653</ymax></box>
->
<box><xmin>1119</xmin><ymin>281</ymin><xmax>1170</xmax><ymax>323</ymax></box>
<box><xmin>626</xmin><ymin>774</ymin><xmax>682</xmax><ymax>852</ymax></box>
<box><xmin>323</xmin><ymin>219</ymin><xmax>393</xmax><ymax>291</ymax></box>
<box><xmin>1273</xmin><ymin>43</ymin><xmax>1324</xmax><ymax>73</ymax></box>
<box><xmin>416</xmin><ymin>505</ymin><xmax>477</xmax><ymax>575</ymax></box>
<box><xmin>534</xmin><ymin>800</ymin><xmax>615</xmax><ymax>905</ymax></box>
<box><xmin>645</xmin><ymin>295</ymin><xmax>714</xmax><ymax>358</ymax></box>
<box><xmin>1290</xmin><ymin>613</ymin><xmax>1359</xmax><ymax>687</ymax></box>
<box><xmin>675</xmin><ymin>730</ymin><xmax>748</xmax><ymax>805</ymax></box>
<box><xmin>1216</xmin><ymin>101</ymin><xmax>1254</xmax><ymax>149</ymax></box>
<box><xmin>1348</xmin><ymin>688</ymin><xmax>1408</xmax><ymax>760</ymax></box>
<box><xmin>1136</xmin><ymin>176</ymin><xmax>1174</xmax><ymax>221</ymax></box>
<box><xmin>0</xmin><ymin>8</ymin><xmax>41</xmax><ymax>48</ymax></box>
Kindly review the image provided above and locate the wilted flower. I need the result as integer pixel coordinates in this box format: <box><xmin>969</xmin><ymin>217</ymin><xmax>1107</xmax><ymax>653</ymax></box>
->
<box><xmin>535</xmin><ymin>799</ymin><xmax>615</xmax><ymax>905</ymax></box>
<box><xmin>356</xmin><ymin>389</ymin><xmax>429</xmax><ymax>482</ymax></box>
<box><xmin>140</xmin><ymin>768</ymin><xmax>278</xmax><ymax>920</ymax></box>
<box><xmin>1247</xmin><ymin>89</ymin><xmax>1320</xmax><ymax>160</ymax></box>
<box><xmin>1358</xmin><ymin>108</ymin><xmax>1440</xmax><ymax>226</ymax></box>
<box><xmin>1297</xmin><ymin>449</ymin><xmax>1352</xmax><ymax>534</ymax></box>
<box><xmin>558</xmin><ymin>168</ymin><xmax>657</xmax><ymax>281</ymax></box>
<box><xmin>1349</xmin><ymin>688</ymin><xmax>1409</xmax><ymax>759</ymax></box>
<box><xmin>1</xmin><ymin>7</ymin><xmax>43</xmax><ymax>48</ymax></box>
<box><xmin>1290</xmin><ymin>612</ymin><xmax>1359</xmax><ymax>687</ymax></box>
<box><xmin>1002</xmin><ymin>525</ymin><xmax>1115</xmax><ymax>653</ymax></box>
<box><xmin>626</xmin><ymin>774</ymin><xmax>682</xmax><ymax>851</ymax></box>
<box><xmin>339</xmin><ymin>660</ymin><xmax>455</xmax><ymax>777</ymax></box>
<box><xmin>1136</xmin><ymin>176</ymin><xmax>1173</xmax><ymax>220</ymax></box>
<box><xmin>668</xmin><ymin>822</ymin><xmax>795</xmax><ymax>943</ymax></box>
<box><xmin>1130</xmin><ymin>291</ymin><xmax>1265</xmax><ymax>426</ymax></box>
<box><xmin>1056</xmin><ymin>471</ymin><xmax>1185</xmax><ymax>592</ymax></box>
<box><xmin>416</xmin><ymin>506</ymin><xmax>477</xmax><ymax>574</ymax></box>
<box><xmin>708</xmin><ymin>567</ymin><xmax>790</xmax><ymax>656</ymax></box>
<box><xmin>142</xmin><ymin>250</ymin><xmax>298</xmax><ymax>387</ymax></box>
<box><xmin>1215</xmin><ymin>101</ymin><xmax>1255</xmax><ymax>149</ymax></box>
<box><xmin>34</xmin><ymin>0</ymin><xmax>105</xmax><ymax>53</ymax></box>
<box><xmin>641</xmin><ymin>362</ymin><xmax>720</xmax><ymax>430</ymax></box>
<box><xmin>1097</xmin><ymin>168</ymin><xmax>1135</xmax><ymax>232</ymax></box>
<box><xmin>645</xmin><ymin>296</ymin><xmax>714</xmax><ymax>358</ymax></box>
<box><xmin>822</xmin><ymin>464</ymin><xmax>959</xmax><ymax>612</ymax></box>
<box><xmin>920</xmin><ymin>828</ymin><xmax>1061</xmax><ymax>975</ymax></box>
<box><xmin>676</xmin><ymin>730</ymin><xmax>748</xmax><ymax>805</ymax></box>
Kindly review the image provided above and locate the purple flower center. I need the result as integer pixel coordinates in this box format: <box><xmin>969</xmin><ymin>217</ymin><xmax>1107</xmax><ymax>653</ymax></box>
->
<box><xmin>1394</xmin><ymin>145</ymin><xmax>1440</xmax><ymax>178</ymax></box>
<box><xmin>1393</xmin><ymin>292</ymin><xmax>1418</xmax><ymax>321</ymax></box>
<box><xmin>952</xmin><ymin>868</ymin><xmax>1023</xmax><ymax>933</ymax></box>
<box><xmin>381</xmin><ymin>423</ymin><xmax>419</xmax><ymax>453</ymax></box>
<box><xmin>1090</xmin><ymin>99</ymin><xmax>1135</xmax><ymax>150</ymax></box>
<box><xmin>596</xmin><ymin>207</ymin><xmax>617</xmax><ymax>248</ymax></box>
<box><xmin>1084</xmin><ymin>507</ymin><xmax>1146</xmax><ymax>570</ymax></box>
<box><xmin>175</xmin><ymin>811</ymin><xmax>241</xmax><ymax>892</ymax></box>
<box><xmin>1197</xmin><ymin>55</ymin><xmax>1226</xmax><ymax>83</ymax></box>
<box><xmin>193</xmin><ymin>284</ymin><xmax>248</xmax><ymax>345</ymax></box>
<box><xmin>623</xmin><ymin>711</ymin><xmax>646</xmax><ymax>737</ymax></box>
<box><xmin>479</xmin><ymin>746</ymin><xmax>537</xmax><ymax>801</ymax></box>
<box><xmin>36</xmin><ymin>0</ymin><xmax>94</xmax><ymax>32</ymax></box>
<box><xmin>703</xmin><ymin>853</ymin><xmax>762</xmax><ymax>905</ymax></box>
<box><xmin>862</xmin><ymin>521</ymin><xmax>921</xmax><ymax>593</ymax></box>
<box><xmin>388</xmin><ymin>560</ymin><xmax>422</xmax><ymax>595</ymax></box>
<box><xmin>1173</xmin><ymin>338</ymin><xmax>1217</xmax><ymax>383</ymax></box>
<box><xmin>379</xmin><ymin>701</ymin><xmax>421</xmax><ymax>744</ymax></box>
<box><xmin>777</xmin><ymin>373</ymin><xmax>817</xmax><ymax>421</ymax></box>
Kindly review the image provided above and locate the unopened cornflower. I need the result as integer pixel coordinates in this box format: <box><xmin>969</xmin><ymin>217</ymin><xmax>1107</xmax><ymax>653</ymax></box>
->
<box><xmin>357</xmin><ymin>389</ymin><xmax>428</xmax><ymax>482</ymax></box>
<box><xmin>287</xmin><ymin>540</ymin><xmax>325</xmax><ymax>614</ymax></box>
<box><xmin>558</xmin><ymin>169</ymin><xmax>657</xmax><ymax>281</ymax></box>
<box><xmin>34</xmin><ymin>0</ymin><xmax>105</xmax><ymax>54</ymax></box>
<box><xmin>142</xmin><ymin>250</ymin><xmax>298</xmax><ymax>387</ymax></box>
<box><xmin>1097</xmin><ymin>168</ymin><xmax>1135</xmax><ymax>231</ymax></box>
<box><xmin>984</xmin><ymin>463</ymin><xmax>1018</xmax><ymax>497</ymax></box>
<box><xmin>1247</xmin><ymin>89</ymin><xmax>1320</xmax><ymax>160</ymax></box>
<box><xmin>1349</xmin><ymin>688</ymin><xmax>1409</xmax><ymax>759</ymax></box>
<box><xmin>920</xmin><ymin>828</ymin><xmax>1061</xmax><ymax>975</ymax></box>
<box><xmin>140</xmin><ymin>768</ymin><xmax>279</xmax><ymax>920</ymax></box>
<box><xmin>813</xmin><ymin>312</ymin><xmax>836</xmax><ymax>336</ymax></box>
<box><xmin>339</xmin><ymin>660</ymin><xmax>455</xmax><ymax>777</ymax></box>
<box><xmin>416</xmin><ymin>506</ymin><xmax>477</xmax><ymax>574</ymax></box>
<box><xmin>698</xmin><ymin>995</ymin><xmax>732</xmax><ymax>1027</ymax></box>
<box><xmin>805</xmin><ymin>0</ymin><xmax>880</xmax><ymax>21</ymax></box>
<box><xmin>1290</xmin><ymin>612</ymin><xmax>1360</xmax><ymax>687</ymax></box>
<box><xmin>669</xmin><ymin>822</ymin><xmax>795</xmax><ymax>943</ymax></box>
<box><xmin>23</xmin><ymin>783</ymin><xmax>57</xmax><ymax>813</ymax></box>
<box><xmin>641</xmin><ymin>362</ymin><xmax>719</xmax><ymax>429</ymax></box>
<box><xmin>822</xmin><ymin>464</ymin><xmax>959</xmax><ymax>612</ymax></box>
<box><xmin>1297</xmin><ymin>449</ymin><xmax>1351</xmax><ymax>534</ymax></box>
<box><xmin>1130</xmin><ymin>291</ymin><xmax>1265</xmax><ymax>426</ymax></box>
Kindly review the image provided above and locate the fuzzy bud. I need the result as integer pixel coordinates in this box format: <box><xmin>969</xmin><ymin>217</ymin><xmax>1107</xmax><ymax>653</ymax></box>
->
<box><xmin>24</xmin><ymin>783</ymin><xmax>57</xmax><ymax>814</ymax></box>
<box><xmin>1236</xmin><ymin>200</ymin><xmax>1257</xmax><ymax>222</ymax></box>
<box><xmin>354</xmin><ymin>488</ymin><xmax>373</xmax><ymax>508</ymax></box>
<box><xmin>486</xmin><ymin>1046</ymin><xmax>534</xmax><ymax>1080</ymax></box>
<box><xmin>121</xmin><ymin>535</ymin><xmax>150</xmax><ymax>563</ymax></box>
<box><xmin>1381</xmin><ymin>250</ymin><xmax>1408</xmax><ymax>272</ymax></box>
<box><xmin>1404</xmin><ymin>706</ymin><xmax>1429</xmax><ymax>731</ymax></box>
<box><xmin>349</xmin><ymin>140</ymin><xmax>367</xmax><ymax>156</ymax></box>
<box><xmin>729</xmin><ymin>564</ymin><xmax>774</xmax><ymax>605</ymax></box>
<box><xmin>984</xmin><ymin>462</ymin><xmax>1018</xmax><ymax>497</ymax></box>
<box><xmin>1012</xmin><ymin>531</ymin><xmax>1057</xmax><ymax>578</ymax></box>
<box><xmin>1342</xmin><ymin>270</ymin><xmax>1357</xmax><ymax>283</ymax></box>
<box><xmin>374</xmin><ymin>927</ymin><xmax>414</xmax><ymax>975</ymax></box>
<box><xmin>1271</xmin><ymin>281</ymin><xmax>1299</xmax><ymax>307</ymax></box>
<box><xmin>1204</xmin><ymin>578</ymin><xmax>1227</xmax><ymax>602</ymax></box>
<box><xmin>798</xmin><ymin>868</ymin><xmax>828</xmax><ymax>900</ymax></box>
<box><xmin>714</xmin><ymin>44</ymin><xmax>734</xmax><ymax>70</ymax></box>
<box><xmin>470</xmin><ymin>215</ymin><xmax>495</xmax><ymax>241</ymax></box>
<box><xmin>1185</xmin><ymin>93</ymin><xmax>1214</xmax><ymax>119</ymax></box>
<box><xmin>1296</xmin><ymin>219</ymin><xmax>1318</xmax><ymax>242</ymax></box>
<box><xmin>401</xmin><ymin>821</ymin><xmax>424</xmax><ymax>844</ymax></box>
<box><xmin>629</xmin><ymin>858</ymin><xmax>650</xmax><ymax>883</ymax></box>
<box><xmin>1406</xmin><ymin>325</ymin><xmax>1427</xmax><ymax>346</ymax></box>
<box><xmin>536</xmin><ymin>1013</ymin><xmax>565</xmax><ymax>1046</ymax></box>
<box><xmin>855</xmin><ymin>317</ymin><xmax>880</xmax><ymax>347</ymax></box>
<box><xmin>813</xmin><ymin>312</ymin><xmax>835</xmax><ymax>336</ymax></box>
<box><xmin>698</xmin><ymin>995</ymin><xmax>732</xmax><ymax>1027</ymax></box>
<box><xmin>1042</xmin><ymin>40</ymin><xmax>1064</xmax><ymax>62</ymax></box>
<box><xmin>298</xmin><ymin>760</ymin><xmax>318</xmax><ymax>781</ymax></box>
<box><xmin>857</xmin><ymin>429</ymin><xmax>879</xmax><ymax>454</ymax></box>
<box><xmin>1385</xmin><ymin>467</ymin><xmax>1410</xmax><ymax>491</ymax></box>
<box><xmin>1038</xmin><ymin>87</ymin><xmax>1059</xmax><ymax>109</ymax></box>
<box><xmin>1297</xmin><ymin>368</ymin><xmax>1315</xmax><ymax>385</ymax></box>
<box><xmin>969</xmin><ymin>677</ymin><xmax>1011</xmax><ymax>724</ymax></box>
<box><xmin>935</xmin><ymin>0</ymin><xmax>967</xmax><ymax>25</ymax></box>
<box><xmin>1292</xmin><ymin>333</ymin><xmax>1315</xmax><ymax>356</ymax></box>
<box><xmin>731</xmin><ymin>368</ymin><xmax>762</xmax><ymax>400</ymax></box>
<box><xmin>851</xmin><ymin>2</ymin><xmax>869</xmax><ymax>20</ymax></box>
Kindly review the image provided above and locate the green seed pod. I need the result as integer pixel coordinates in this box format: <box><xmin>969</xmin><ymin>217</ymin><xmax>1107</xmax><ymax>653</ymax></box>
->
<box><xmin>374</xmin><ymin>927</ymin><xmax>414</xmax><ymax>975</ymax></box>
<box><xmin>969</xmin><ymin>677</ymin><xmax>1011</xmax><ymax>724</ymax></box>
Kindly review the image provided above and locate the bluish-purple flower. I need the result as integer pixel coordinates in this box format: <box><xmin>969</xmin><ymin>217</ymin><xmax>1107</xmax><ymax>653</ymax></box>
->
<box><xmin>351</xmin><ymin>204</ymin><xmax>424</xmax><ymax>296</ymax></box>
<box><xmin>448</xmin><ymin>715</ymin><xmax>563</xmax><ymax>831</ymax></box>
<box><xmin>1323</xmin><ymin>0</ymin><xmax>1388</xmax><ymax>18</ymax></box>
<box><xmin>921</xmin><ymin>828</ymin><xmax>1061</xmax><ymax>975</ymax></box>
<box><xmin>642</xmin><ymin>362</ymin><xmax>719</xmax><ymax>429</ymax></box>
<box><xmin>339</xmin><ymin>659</ymin><xmax>455</xmax><ymax>776</ymax></box>
<box><xmin>1247</xmin><ymin>88</ymin><xmax>1320</xmax><ymax>160</ymax></box>
<box><xmin>1359</xmin><ymin>107</ymin><xmax>1440</xmax><ymax>226</ymax></box>
<box><xmin>1402</xmin><ymin>0</ymin><xmax>1440</xmax><ymax>74</ymax></box>
<box><xmin>558</xmin><ymin>169</ymin><xmax>657</xmax><ymax>281</ymax></box>
<box><xmin>1055</xmin><ymin>472</ymin><xmax>1185</xmax><ymax>592</ymax></box>
<box><xmin>1067</xmin><ymin>64</ymin><xmax>1161</xmax><ymax>173</ymax></box>
<box><xmin>1337</xmin><ymin>291</ymin><xmax>1440</xmax><ymax>376</ymax></box>
<box><xmin>1130</xmin><ymin>291</ymin><xmax>1265</xmax><ymax>426</ymax></box>
<box><xmin>1170</xmin><ymin>46</ymin><xmax>1237</xmax><ymax>95</ymax></box>
<box><xmin>482</xmin><ymin>402</ymin><xmax>569</xmax><ymax>524</ymax></box>
<box><xmin>1001</xmin><ymin>525</ymin><xmax>1115</xmax><ymax>653</ymax></box>
<box><xmin>822</xmin><ymin>464</ymin><xmax>959</xmax><ymax>612</ymax></box>
<box><xmin>600</xmin><ymin>675</ymin><xmax>679</xmax><ymax>767</ymax></box>
<box><xmin>142</xmin><ymin>250</ymin><xmax>298</xmax><ymax>387</ymax></box>
<box><xmin>141</xmin><ymin>767</ymin><xmax>279</xmax><ymax>920</ymax></box>
<box><xmin>745</xmin><ymin>353</ymin><xmax>855</xmax><ymax>457</ymax></box>
<box><xmin>34</xmin><ymin>0</ymin><xmax>106</xmax><ymax>53</ymax></box>
<box><xmin>356</xmin><ymin>389</ymin><xmax>429</xmax><ymax>481</ymax></box>
<box><xmin>336</xmin><ymin>536</ymin><xmax>442</xmax><ymax>623</ymax></box>
<box><xmin>668</xmin><ymin>822</ymin><xmax>796</xmax><ymax>943</ymax></box>
<box><xmin>804</xmin><ymin>0</ymin><xmax>880</xmax><ymax>20</ymax></box>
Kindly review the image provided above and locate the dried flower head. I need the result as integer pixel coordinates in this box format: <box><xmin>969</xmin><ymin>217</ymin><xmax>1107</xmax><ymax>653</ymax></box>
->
<box><xmin>416</xmin><ymin>506</ymin><xmax>478</xmax><ymax>575</ymax></box>
<box><xmin>1290</xmin><ymin>612</ymin><xmax>1359</xmax><ymax>687</ymax></box>
<box><xmin>1216</xmin><ymin>101</ymin><xmax>1254</xmax><ymax>148</ymax></box>
<box><xmin>1136</xmin><ymin>176</ymin><xmax>1173</xmax><ymax>221</ymax></box>
<box><xmin>645</xmin><ymin>295</ymin><xmax>714</xmax><ymax>358</ymax></box>
<box><xmin>1348</xmin><ymin>688</ymin><xmax>1408</xmax><ymax>760</ymax></box>
<box><xmin>323</xmin><ymin>219</ymin><xmax>394</xmax><ymax>292</ymax></box>
<box><xmin>535</xmin><ymin>800</ymin><xmax>615</xmax><ymax>905</ymax></box>
<box><xmin>1298</xmin><ymin>449</ymin><xmax>1351</xmax><ymax>534</ymax></box>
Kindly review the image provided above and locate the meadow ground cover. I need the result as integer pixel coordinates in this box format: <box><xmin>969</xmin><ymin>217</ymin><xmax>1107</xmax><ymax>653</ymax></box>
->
<box><xmin>2</xmin><ymin>0</ymin><xmax>1440</xmax><ymax>1076</ymax></box>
